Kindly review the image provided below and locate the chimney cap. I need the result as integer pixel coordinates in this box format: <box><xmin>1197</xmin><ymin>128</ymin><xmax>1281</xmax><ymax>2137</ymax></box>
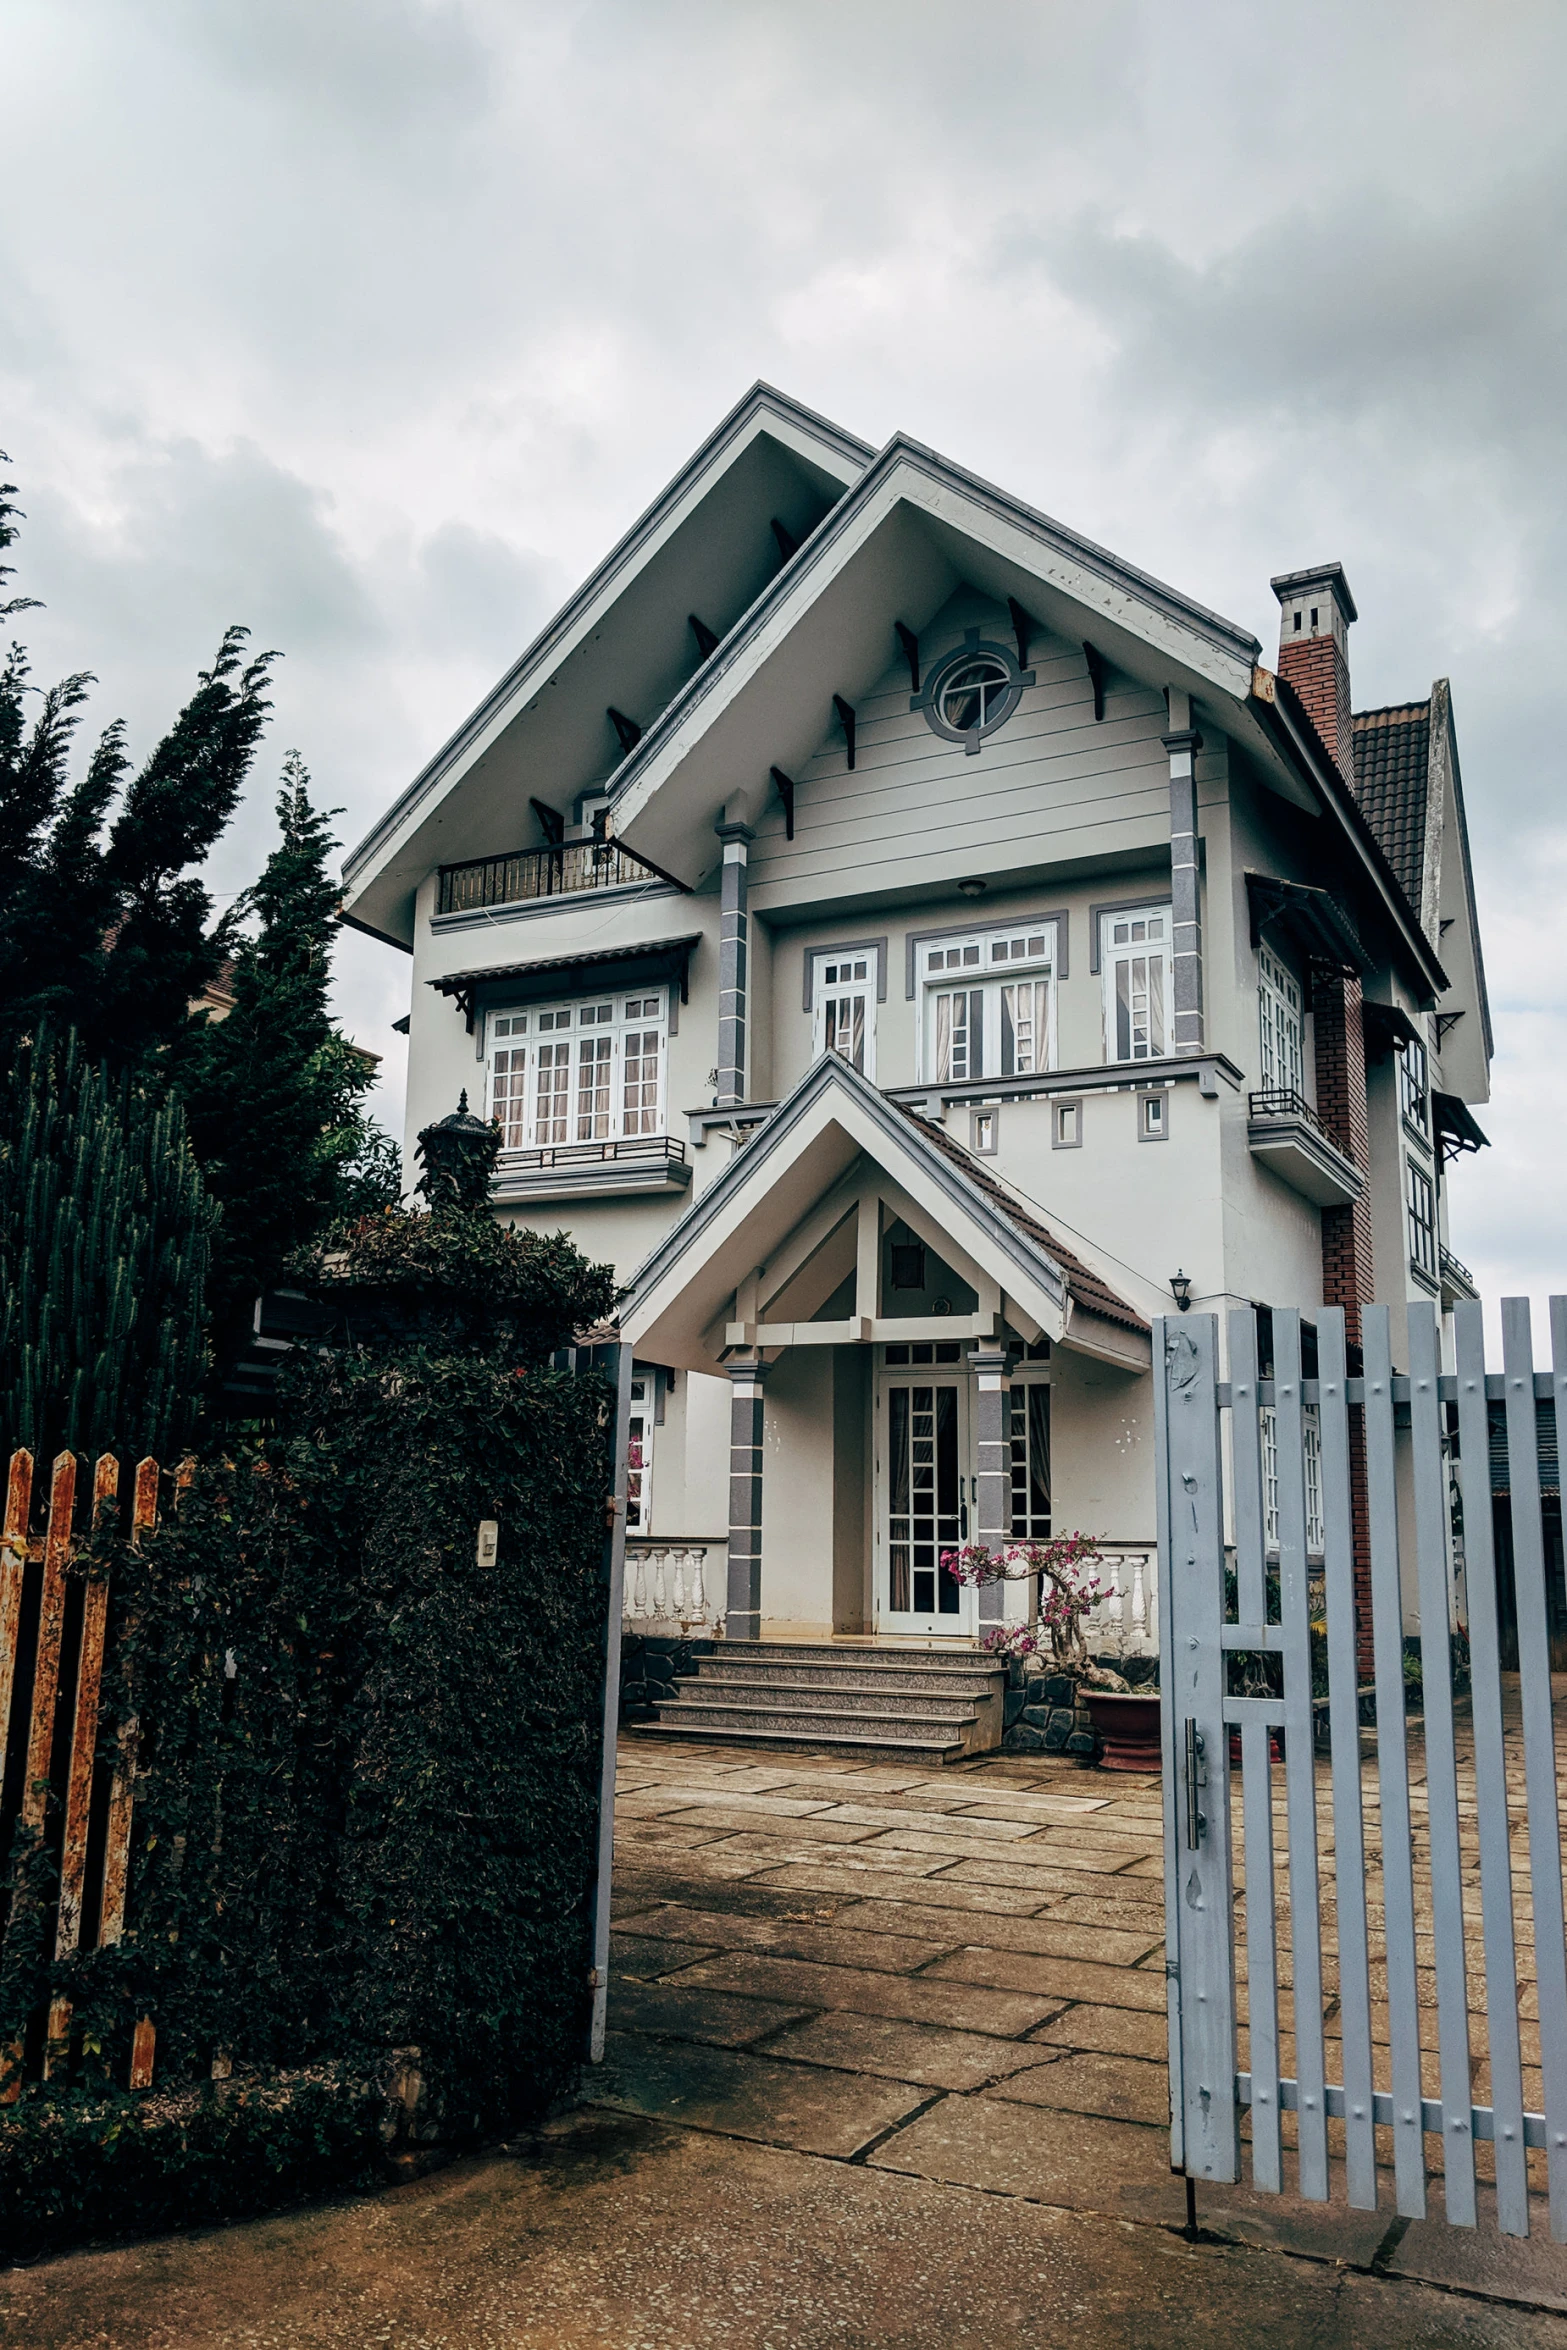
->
<box><xmin>1269</xmin><ymin>563</ymin><xmax>1358</xmax><ymax>625</ymax></box>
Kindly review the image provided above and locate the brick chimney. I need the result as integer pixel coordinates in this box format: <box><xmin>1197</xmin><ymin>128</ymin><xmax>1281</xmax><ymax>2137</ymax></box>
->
<box><xmin>1272</xmin><ymin>560</ymin><xmax>1374</xmax><ymax>1677</ymax></box>
<box><xmin>1271</xmin><ymin>564</ymin><xmax>1357</xmax><ymax>786</ymax></box>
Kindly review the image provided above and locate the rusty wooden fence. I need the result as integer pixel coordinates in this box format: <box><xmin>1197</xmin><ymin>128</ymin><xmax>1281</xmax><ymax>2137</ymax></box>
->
<box><xmin>0</xmin><ymin>1447</ymin><xmax>180</xmax><ymax>2100</ymax></box>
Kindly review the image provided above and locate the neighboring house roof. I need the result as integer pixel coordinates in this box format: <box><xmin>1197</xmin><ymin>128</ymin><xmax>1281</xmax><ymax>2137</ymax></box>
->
<box><xmin>893</xmin><ymin>1103</ymin><xmax>1149</xmax><ymax>1337</ymax></box>
<box><xmin>1352</xmin><ymin>701</ymin><xmax>1432</xmax><ymax>912</ymax></box>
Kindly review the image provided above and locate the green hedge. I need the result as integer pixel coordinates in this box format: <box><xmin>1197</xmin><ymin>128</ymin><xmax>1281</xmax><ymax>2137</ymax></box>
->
<box><xmin>0</xmin><ymin>2071</ymin><xmax>388</xmax><ymax>2264</ymax></box>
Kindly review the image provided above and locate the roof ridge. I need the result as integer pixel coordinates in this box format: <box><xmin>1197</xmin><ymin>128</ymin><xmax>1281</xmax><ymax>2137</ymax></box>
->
<box><xmin>1353</xmin><ymin>699</ymin><xmax>1433</xmax><ymax>725</ymax></box>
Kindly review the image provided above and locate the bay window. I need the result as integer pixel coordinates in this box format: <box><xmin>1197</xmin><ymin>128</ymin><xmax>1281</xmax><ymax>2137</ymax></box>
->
<box><xmin>922</xmin><ymin>922</ymin><xmax>1057</xmax><ymax>1083</ymax></box>
<box><xmin>488</xmin><ymin>989</ymin><xmax>667</xmax><ymax>1148</ymax></box>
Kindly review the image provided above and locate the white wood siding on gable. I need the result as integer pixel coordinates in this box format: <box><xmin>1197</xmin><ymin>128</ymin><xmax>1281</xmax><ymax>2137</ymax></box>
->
<box><xmin>747</xmin><ymin>611</ymin><xmax>1172</xmax><ymax>915</ymax></box>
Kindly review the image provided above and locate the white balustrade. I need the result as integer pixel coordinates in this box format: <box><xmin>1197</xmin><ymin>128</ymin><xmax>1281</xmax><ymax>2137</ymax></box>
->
<box><xmin>623</xmin><ymin>1541</ymin><xmax>723</xmax><ymax>1633</ymax></box>
<box><xmin>1082</xmin><ymin>1549</ymin><xmax>1159</xmax><ymax>1657</ymax></box>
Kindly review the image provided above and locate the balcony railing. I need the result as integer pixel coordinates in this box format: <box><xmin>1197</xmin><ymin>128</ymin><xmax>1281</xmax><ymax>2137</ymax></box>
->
<box><xmin>496</xmin><ymin>1135</ymin><xmax>685</xmax><ymax>1173</ymax></box>
<box><xmin>1248</xmin><ymin>1086</ymin><xmax>1328</xmax><ymax>1138</ymax></box>
<box><xmin>437</xmin><ymin>838</ymin><xmax>675</xmax><ymax>916</ymax></box>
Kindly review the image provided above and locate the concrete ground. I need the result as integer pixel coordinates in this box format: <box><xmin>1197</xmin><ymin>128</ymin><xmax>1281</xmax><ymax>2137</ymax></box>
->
<box><xmin>5</xmin><ymin>1734</ymin><xmax>1565</xmax><ymax>2348</ymax></box>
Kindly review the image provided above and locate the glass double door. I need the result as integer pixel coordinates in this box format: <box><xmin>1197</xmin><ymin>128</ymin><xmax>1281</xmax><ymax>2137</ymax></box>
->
<box><xmin>876</xmin><ymin>1374</ymin><xmax>973</xmax><ymax>1636</ymax></box>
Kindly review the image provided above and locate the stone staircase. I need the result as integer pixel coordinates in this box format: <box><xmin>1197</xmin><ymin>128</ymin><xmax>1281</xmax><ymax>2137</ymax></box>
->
<box><xmin>624</xmin><ymin>1641</ymin><xmax>1007</xmax><ymax>1765</ymax></box>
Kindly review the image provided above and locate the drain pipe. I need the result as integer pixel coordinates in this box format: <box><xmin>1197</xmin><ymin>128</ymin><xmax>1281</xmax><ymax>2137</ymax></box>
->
<box><xmin>589</xmin><ymin>1331</ymin><xmax>635</xmax><ymax>2062</ymax></box>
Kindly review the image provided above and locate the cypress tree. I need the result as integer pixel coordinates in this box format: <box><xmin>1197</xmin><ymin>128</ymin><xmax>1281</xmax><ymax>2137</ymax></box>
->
<box><xmin>0</xmin><ymin>1032</ymin><xmax>216</xmax><ymax>1462</ymax></box>
<box><xmin>177</xmin><ymin>755</ymin><xmax>389</xmax><ymax>1337</ymax></box>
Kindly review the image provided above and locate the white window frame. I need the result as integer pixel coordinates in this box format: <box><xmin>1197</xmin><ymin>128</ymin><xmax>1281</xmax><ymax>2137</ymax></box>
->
<box><xmin>1398</xmin><ymin>1035</ymin><xmax>1430</xmax><ymax>1136</ymax></box>
<box><xmin>1257</xmin><ymin>945</ymin><xmax>1305</xmax><ymax>1099</ymax></box>
<box><xmin>1262</xmin><ymin>1403</ymin><xmax>1325</xmax><ymax>1555</ymax></box>
<box><xmin>811</xmin><ymin>950</ymin><xmax>876</xmax><ymax>1079</ymax></box>
<box><xmin>1101</xmin><ymin>906</ymin><xmax>1171</xmax><ymax>1065</ymax></box>
<box><xmin>626</xmin><ymin>1372</ymin><xmax>655</xmax><ymax>1533</ymax></box>
<box><xmin>919</xmin><ymin>921</ymin><xmax>1059</xmax><ymax>1084</ymax></box>
<box><xmin>1406</xmin><ymin>1158</ymin><xmax>1438</xmax><ymax>1280</ymax></box>
<box><xmin>487</xmin><ymin>986</ymin><xmax>669</xmax><ymax>1150</ymax></box>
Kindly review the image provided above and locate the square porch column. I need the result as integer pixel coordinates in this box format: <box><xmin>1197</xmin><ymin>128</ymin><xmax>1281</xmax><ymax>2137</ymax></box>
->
<box><xmin>969</xmin><ymin>1345</ymin><xmax>1011</xmax><ymax>1627</ymax></box>
<box><xmin>725</xmin><ymin>1354</ymin><xmax>769</xmax><ymax>1641</ymax></box>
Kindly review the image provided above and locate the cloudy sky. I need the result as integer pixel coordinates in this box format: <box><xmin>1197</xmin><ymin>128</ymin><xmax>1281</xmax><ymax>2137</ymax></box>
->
<box><xmin>5</xmin><ymin>1</ymin><xmax>1564</xmax><ymax>1326</ymax></box>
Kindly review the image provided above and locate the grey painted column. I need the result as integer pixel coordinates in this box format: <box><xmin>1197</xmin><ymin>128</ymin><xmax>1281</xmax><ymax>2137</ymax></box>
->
<box><xmin>714</xmin><ymin>807</ymin><xmax>755</xmax><ymax>1106</ymax></box>
<box><xmin>725</xmin><ymin>1354</ymin><xmax>769</xmax><ymax>1641</ymax></box>
<box><xmin>969</xmin><ymin>1344</ymin><xmax>1011</xmax><ymax>1626</ymax></box>
<box><xmin>1163</xmin><ymin>690</ymin><xmax>1204</xmax><ymax>1055</ymax></box>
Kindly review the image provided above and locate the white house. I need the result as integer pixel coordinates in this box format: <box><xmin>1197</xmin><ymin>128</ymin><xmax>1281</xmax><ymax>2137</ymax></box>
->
<box><xmin>343</xmin><ymin>385</ymin><xmax>1490</xmax><ymax>1745</ymax></box>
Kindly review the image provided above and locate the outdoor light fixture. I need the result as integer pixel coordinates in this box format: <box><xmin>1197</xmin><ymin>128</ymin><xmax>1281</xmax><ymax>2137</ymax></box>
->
<box><xmin>1169</xmin><ymin>1270</ymin><xmax>1193</xmax><ymax>1312</ymax></box>
<box><xmin>958</xmin><ymin>876</ymin><xmax>986</xmax><ymax>897</ymax></box>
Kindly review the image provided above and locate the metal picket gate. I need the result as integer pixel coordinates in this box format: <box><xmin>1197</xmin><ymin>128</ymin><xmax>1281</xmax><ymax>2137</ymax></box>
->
<box><xmin>1157</xmin><ymin>1298</ymin><xmax>1567</xmax><ymax>2241</ymax></box>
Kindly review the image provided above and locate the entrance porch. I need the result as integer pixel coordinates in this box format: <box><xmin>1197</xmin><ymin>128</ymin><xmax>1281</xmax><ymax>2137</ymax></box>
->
<box><xmin>619</xmin><ymin>1055</ymin><xmax>1155</xmax><ymax>1679</ymax></box>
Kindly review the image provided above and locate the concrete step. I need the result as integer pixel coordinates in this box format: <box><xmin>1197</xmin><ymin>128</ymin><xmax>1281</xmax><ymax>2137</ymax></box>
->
<box><xmin>727</xmin><ymin>1642</ymin><xmax>1003</xmax><ymax>1678</ymax></box>
<box><xmin>650</xmin><ymin>1694</ymin><xmax>981</xmax><ymax>1738</ymax></box>
<box><xmin>700</xmin><ymin>1663</ymin><xmax>1005</xmax><ymax>1701</ymax></box>
<box><xmin>688</xmin><ymin>1663</ymin><xmax>1000</xmax><ymax>1702</ymax></box>
<box><xmin>623</xmin><ymin>1719</ymin><xmax>968</xmax><ymax>1765</ymax></box>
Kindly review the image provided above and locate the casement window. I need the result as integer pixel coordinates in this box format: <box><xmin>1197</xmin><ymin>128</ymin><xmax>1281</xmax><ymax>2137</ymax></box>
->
<box><xmin>1261</xmin><ymin>1405</ymin><xmax>1325</xmax><ymax>1554</ymax></box>
<box><xmin>626</xmin><ymin>1373</ymin><xmax>654</xmax><ymax>1532</ymax></box>
<box><xmin>922</xmin><ymin>923</ymin><xmax>1057</xmax><ymax>1083</ymax></box>
<box><xmin>1406</xmin><ymin>1158</ymin><xmax>1438</xmax><ymax>1280</ymax></box>
<box><xmin>1257</xmin><ymin>945</ymin><xmax>1305</xmax><ymax>1098</ymax></box>
<box><xmin>1398</xmin><ymin>1035</ymin><xmax>1430</xmax><ymax>1135</ymax></box>
<box><xmin>1101</xmin><ymin>907</ymin><xmax>1170</xmax><ymax>1064</ymax></box>
<box><xmin>488</xmin><ymin>989</ymin><xmax>667</xmax><ymax>1148</ymax></box>
<box><xmin>812</xmin><ymin>951</ymin><xmax>875</xmax><ymax>1077</ymax></box>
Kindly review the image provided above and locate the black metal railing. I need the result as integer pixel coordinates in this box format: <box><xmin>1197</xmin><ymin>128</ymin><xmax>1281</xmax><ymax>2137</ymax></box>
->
<box><xmin>437</xmin><ymin>839</ymin><xmax>672</xmax><ymax>916</ymax></box>
<box><xmin>1248</xmin><ymin>1087</ymin><xmax>1330</xmax><ymax>1139</ymax></box>
<box><xmin>495</xmin><ymin>1134</ymin><xmax>684</xmax><ymax>1171</ymax></box>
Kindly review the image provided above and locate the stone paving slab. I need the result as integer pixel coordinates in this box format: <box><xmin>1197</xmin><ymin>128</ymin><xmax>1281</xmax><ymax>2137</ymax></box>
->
<box><xmin>606</xmin><ymin>1977</ymin><xmax>811</xmax><ymax>2047</ymax></box>
<box><xmin>811</xmin><ymin>1801</ymin><xmax>1058</xmax><ymax>1838</ymax></box>
<box><xmin>926</xmin><ymin>1944</ymin><xmax>1171</xmax><ymax>2012</ymax></box>
<box><xmin>615</xmin><ymin>1902</ymin><xmax>960</xmax><ymax>1974</ymax></box>
<box><xmin>768</xmin><ymin>2010</ymin><xmax>1053</xmax><ymax>2091</ymax></box>
<box><xmin>670</xmin><ymin>1949</ymin><xmax>1068</xmax><ymax>2036</ymax></box>
<box><xmin>829</xmin><ymin>1897</ymin><xmax>1162</xmax><ymax>1965</ymax></box>
<box><xmin>734</xmin><ymin>1841</ymin><xmax>964</xmax><ymax>1879</ymax></box>
<box><xmin>592</xmin><ymin>2032</ymin><xmax>928</xmax><ymax>2157</ymax></box>
<box><xmin>1388</xmin><ymin>2189</ymin><xmax>1567</xmax><ymax>2311</ymax></box>
<box><xmin>986</xmin><ymin>2048</ymin><xmax>1171</xmax><ymax>2124</ymax></box>
<box><xmin>608</xmin><ymin>1931</ymin><xmax>720</xmax><ymax>1979</ymax></box>
<box><xmin>941</xmin><ymin>1846</ymin><xmax>1146</xmax><ymax>1884</ymax></box>
<box><xmin>1026</xmin><ymin>2001</ymin><xmax>1172</xmax><ymax>2059</ymax></box>
<box><xmin>868</xmin><ymin>2093</ymin><xmax>1189</xmax><ymax>2224</ymax></box>
<box><xmin>651</xmin><ymin>1805</ymin><xmax>879</xmax><ymax>1841</ymax></box>
<box><xmin>752</xmin><ymin>1860</ymin><xmax>1055</xmax><ymax>1912</ymax></box>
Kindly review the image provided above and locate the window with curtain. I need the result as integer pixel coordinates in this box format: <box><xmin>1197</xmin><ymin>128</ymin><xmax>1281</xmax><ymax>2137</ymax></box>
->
<box><xmin>488</xmin><ymin>989</ymin><xmax>667</xmax><ymax>1148</ymax></box>
<box><xmin>1101</xmin><ymin>907</ymin><xmax>1170</xmax><ymax>1063</ymax></box>
<box><xmin>923</xmin><ymin>923</ymin><xmax>1057</xmax><ymax>1082</ymax></box>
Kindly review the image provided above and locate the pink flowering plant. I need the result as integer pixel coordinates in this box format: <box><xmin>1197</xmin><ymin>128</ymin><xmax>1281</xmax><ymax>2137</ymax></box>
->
<box><xmin>940</xmin><ymin>1531</ymin><xmax>1120</xmax><ymax>1681</ymax></box>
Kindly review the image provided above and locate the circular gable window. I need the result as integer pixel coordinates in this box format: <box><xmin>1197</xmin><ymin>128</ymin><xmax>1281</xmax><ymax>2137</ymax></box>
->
<box><xmin>915</xmin><ymin>632</ymin><xmax>1032</xmax><ymax>753</ymax></box>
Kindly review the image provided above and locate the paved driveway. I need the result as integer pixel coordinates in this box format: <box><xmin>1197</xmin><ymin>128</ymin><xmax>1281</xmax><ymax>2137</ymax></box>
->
<box><xmin>4</xmin><ymin>1734</ymin><xmax>1564</xmax><ymax>2347</ymax></box>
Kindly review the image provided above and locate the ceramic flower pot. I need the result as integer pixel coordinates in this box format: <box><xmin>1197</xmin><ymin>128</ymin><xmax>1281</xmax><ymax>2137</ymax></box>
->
<box><xmin>1083</xmin><ymin>1688</ymin><xmax>1162</xmax><ymax>1772</ymax></box>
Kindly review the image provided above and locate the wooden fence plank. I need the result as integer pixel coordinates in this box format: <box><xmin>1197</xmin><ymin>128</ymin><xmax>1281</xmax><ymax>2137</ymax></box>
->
<box><xmin>55</xmin><ymin>1455</ymin><xmax>118</xmax><ymax>1962</ymax></box>
<box><xmin>0</xmin><ymin>1451</ymin><xmax>33</xmax><ymax>1793</ymax></box>
<box><xmin>99</xmin><ymin>1457</ymin><xmax>157</xmax><ymax>1948</ymax></box>
<box><xmin>17</xmin><ymin>1453</ymin><xmax>77</xmax><ymax>1843</ymax></box>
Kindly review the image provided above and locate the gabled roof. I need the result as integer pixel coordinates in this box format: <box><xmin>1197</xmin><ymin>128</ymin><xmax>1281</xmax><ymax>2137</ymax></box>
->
<box><xmin>893</xmin><ymin>1104</ymin><xmax>1148</xmax><ymax>1337</ymax></box>
<box><xmin>619</xmin><ymin>1051</ymin><xmax>1148</xmax><ymax>1372</ymax></box>
<box><xmin>341</xmin><ymin>383</ymin><xmax>873</xmax><ymax>945</ymax></box>
<box><xmin>1352</xmin><ymin>701</ymin><xmax>1432</xmax><ymax>913</ymax></box>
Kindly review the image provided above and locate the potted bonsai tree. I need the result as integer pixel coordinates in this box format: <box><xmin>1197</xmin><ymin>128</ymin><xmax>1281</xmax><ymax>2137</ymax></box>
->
<box><xmin>941</xmin><ymin>1532</ymin><xmax>1157</xmax><ymax>1767</ymax></box>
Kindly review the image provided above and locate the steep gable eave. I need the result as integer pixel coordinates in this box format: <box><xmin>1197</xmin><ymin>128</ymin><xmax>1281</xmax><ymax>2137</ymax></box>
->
<box><xmin>341</xmin><ymin>382</ymin><xmax>872</xmax><ymax>905</ymax></box>
<box><xmin>619</xmin><ymin>1051</ymin><xmax>1147</xmax><ymax>1355</ymax></box>
<box><xmin>1433</xmin><ymin>677</ymin><xmax>1494</xmax><ymax>1064</ymax></box>
<box><xmin>1246</xmin><ymin>667</ymin><xmax>1449</xmax><ymax>1004</ymax></box>
<box><xmin>606</xmin><ymin>434</ymin><xmax>1263</xmax><ymax>842</ymax></box>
